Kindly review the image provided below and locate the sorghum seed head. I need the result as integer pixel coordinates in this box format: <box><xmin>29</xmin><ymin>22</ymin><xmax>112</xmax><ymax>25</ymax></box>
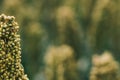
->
<box><xmin>0</xmin><ymin>14</ymin><xmax>29</xmax><ymax>80</ymax></box>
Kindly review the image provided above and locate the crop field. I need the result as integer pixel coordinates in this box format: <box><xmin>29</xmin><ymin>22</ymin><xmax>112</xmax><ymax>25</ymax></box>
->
<box><xmin>0</xmin><ymin>0</ymin><xmax>120</xmax><ymax>80</ymax></box>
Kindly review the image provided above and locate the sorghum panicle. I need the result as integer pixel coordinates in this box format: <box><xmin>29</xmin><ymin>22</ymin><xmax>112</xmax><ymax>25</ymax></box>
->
<box><xmin>0</xmin><ymin>14</ymin><xmax>28</xmax><ymax>80</ymax></box>
<box><xmin>90</xmin><ymin>51</ymin><xmax>119</xmax><ymax>80</ymax></box>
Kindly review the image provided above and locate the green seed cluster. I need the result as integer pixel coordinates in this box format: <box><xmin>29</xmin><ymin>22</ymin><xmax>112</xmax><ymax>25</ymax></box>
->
<box><xmin>0</xmin><ymin>14</ymin><xmax>28</xmax><ymax>80</ymax></box>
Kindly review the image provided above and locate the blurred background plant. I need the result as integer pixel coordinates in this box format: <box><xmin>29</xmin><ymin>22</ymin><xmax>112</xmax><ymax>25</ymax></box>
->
<box><xmin>0</xmin><ymin>0</ymin><xmax>120</xmax><ymax>80</ymax></box>
<box><xmin>90</xmin><ymin>51</ymin><xmax>120</xmax><ymax>80</ymax></box>
<box><xmin>44</xmin><ymin>45</ymin><xmax>78</xmax><ymax>80</ymax></box>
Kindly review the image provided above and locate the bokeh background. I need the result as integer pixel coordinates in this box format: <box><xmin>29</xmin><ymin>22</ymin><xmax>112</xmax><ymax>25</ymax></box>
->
<box><xmin>0</xmin><ymin>0</ymin><xmax>120</xmax><ymax>80</ymax></box>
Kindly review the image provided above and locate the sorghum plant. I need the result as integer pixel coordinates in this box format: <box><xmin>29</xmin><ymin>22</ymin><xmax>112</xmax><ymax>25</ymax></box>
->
<box><xmin>90</xmin><ymin>51</ymin><xmax>119</xmax><ymax>80</ymax></box>
<box><xmin>44</xmin><ymin>45</ymin><xmax>78</xmax><ymax>80</ymax></box>
<box><xmin>0</xmin><ymin>14</ymin><xmax>28</xmax><ymax>80</ymax></box>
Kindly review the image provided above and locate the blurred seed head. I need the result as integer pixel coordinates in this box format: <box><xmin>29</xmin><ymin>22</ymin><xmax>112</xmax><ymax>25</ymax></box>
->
<box><xmin>56</xmin><ymin>6</ymin><xmax>75</xmax><ymax>29</ymax></box>
<box><xmin>44</xmin><ymin>45</ymin><xmax>78</xmax><ymax>80</ymax></box>
<box><xmin>90</xmin><ymin>51</ymin><xmax>120</xmax><ymax>80</ymax></box>
<box><xmin>45</xmin><ymin>45</ymin><xmax>74</xmax><ymax>65</ymax></box>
